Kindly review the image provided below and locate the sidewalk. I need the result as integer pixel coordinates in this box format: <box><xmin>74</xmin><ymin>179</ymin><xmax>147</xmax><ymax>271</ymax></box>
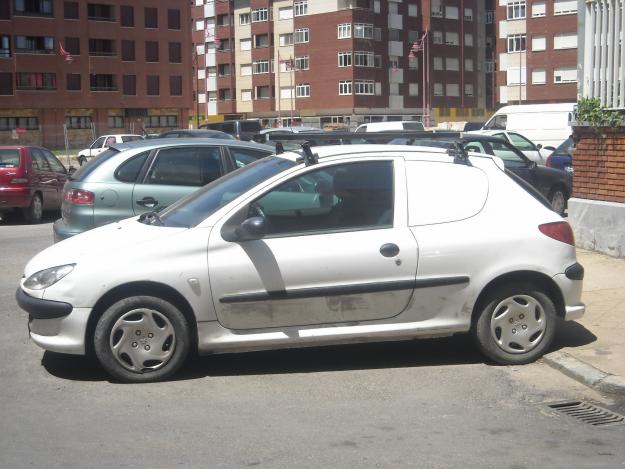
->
<box><xmin>544</xmin><ymin>248</ymin><xmax>625</xmax><ymax>395</ymax></box>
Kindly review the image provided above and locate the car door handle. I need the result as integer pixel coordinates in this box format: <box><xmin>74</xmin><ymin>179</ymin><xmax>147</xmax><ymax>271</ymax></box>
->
<box><xmin>136</xmin><ymin>197</ymin><xmax>158</xmax><ymax>208</ymax></box>
<box><xmin>380</xmin><ymin>243</ymin><xmax>400</xmax><ymax>257</ymax></box>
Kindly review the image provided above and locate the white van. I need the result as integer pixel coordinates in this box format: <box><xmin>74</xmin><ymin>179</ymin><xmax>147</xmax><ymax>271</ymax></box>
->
<box><xmin>355</xmin><ymin>121</ymin><xmax>425</xmax><ymax>132</ymax></box>
<box><xmin>482</xmin><ymin>103</ymin><xmax>575</xmax><ymax>149</ymax></box>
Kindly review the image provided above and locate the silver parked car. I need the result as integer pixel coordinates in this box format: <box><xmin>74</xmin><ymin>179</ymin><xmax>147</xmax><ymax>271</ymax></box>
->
<box><xmin>20</xmin><ymin>144</ymin><xmax>584</xmax><ymax>382</ymax></box>
<box><xmin>53</xmin><ymin>138</ymin><xmax>274</xmax><ymax>241</ymax></box>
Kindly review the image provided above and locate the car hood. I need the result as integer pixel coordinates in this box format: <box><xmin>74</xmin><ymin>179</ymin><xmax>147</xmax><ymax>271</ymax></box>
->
<box><xmin>23</xmin><ymin>217</ymin><xmax>188</xmax><ymax>278</ymax></box>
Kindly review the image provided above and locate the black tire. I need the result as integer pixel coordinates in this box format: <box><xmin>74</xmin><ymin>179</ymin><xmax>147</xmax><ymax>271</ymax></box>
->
<box><xmin>94</xmin><ymin>296</ymin><xmax>191</xmax><ymax>383</ymax></box>
<box><xmin>472</xmin><ymin>283</ymin><xmax>557</xmax><ymax>365</ymax></box>
<box><xmin>548</xmin><ymin>186</ymin><xmax>567</xmax><ymax>216</ymax></box>
<box><xmin>23</xmin><ymin>193</ymin><xmax>43</xmax><ymax>224</ymax></box>
<box><xmin>78</xmin><ymin>156</ymin><xmax>87</xmax><ymax>166</ymax></box>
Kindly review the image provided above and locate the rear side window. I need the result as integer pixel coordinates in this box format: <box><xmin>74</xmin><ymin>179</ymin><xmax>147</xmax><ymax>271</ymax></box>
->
<box><xmin>70</xmin><ymin>149</ymin><xmax>120</xmax><ymax>181</ymax></box>
<box><xmin>122</xmin><ymin>135</ymin><xmax>142</xmax><ymax>142</ymax></box>
<box><xmin>240</xmin><ymin>121</ymin><xmax>261</xmax><ymax>133</ymax></box>
<box><xmin>230</xmin><ymin>147</ymin><xmax>272</xmax><ymax>168</ymax></box>
<box><xmin>146</xmin><ymin>146</ymin><xmax>223</xmax><ymax>186</ymax></box>
<box><xmin>31</xmin><ymin>148</ymin><xmax>51</xmax><ymax>171</ymax></box>
<box><xmin>0</xmin><ymin>149</ymin><xmax>20</xmax><ymax>167</ymax></box>
<box><xmin>221</xmin><ymin>122</ymin><xmax>236</xmax><ymax>133</ymax></box>
<box><xmin>115</xmin><ymin>151</ymin><xmax>150</xmax><ymax>182</ymax></box>
<box><xmin>406</xmin><ymin>161</ymin><xmax>488</xmax><ymax>226</ymax></box>
<box><xmin>402</xmin><ymin>122</ymin><xmax>425</xmax><ymax>131</ymax></box>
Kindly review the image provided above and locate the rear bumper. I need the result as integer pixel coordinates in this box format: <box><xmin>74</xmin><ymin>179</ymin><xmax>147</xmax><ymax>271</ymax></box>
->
<box><xmin>53</xmin><ymin>218</ymin><xmax>84</xmax><ymax>242</ymax></box>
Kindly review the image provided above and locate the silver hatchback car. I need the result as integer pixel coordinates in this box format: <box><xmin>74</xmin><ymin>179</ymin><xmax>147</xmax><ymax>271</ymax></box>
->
<box><xmin>53</xmin><ymin>138</ymin><xmax>274</xmax><ymax>241</ymax></box>
<box><xmin>20</xmin><ymin>144</ymin><xmax>584</xmax><ymax>382</ymax></box>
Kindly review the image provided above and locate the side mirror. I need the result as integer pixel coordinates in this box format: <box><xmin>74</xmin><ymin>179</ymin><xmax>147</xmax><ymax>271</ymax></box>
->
<box><xmin>536</xmin><ymin>144</ymin><xmax>542</xmax><ymax>150</ymax></box>
<box><xmin>234</xmin><ymin>216</ymin><xmax>266</xmax><ymax>241</ymax></box>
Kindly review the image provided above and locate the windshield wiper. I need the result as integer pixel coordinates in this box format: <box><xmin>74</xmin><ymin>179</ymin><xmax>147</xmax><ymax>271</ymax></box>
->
<box><xmin>138</xmin><ymin>211</ymin><xmax>163</xmax><ymax>226</ymax></box>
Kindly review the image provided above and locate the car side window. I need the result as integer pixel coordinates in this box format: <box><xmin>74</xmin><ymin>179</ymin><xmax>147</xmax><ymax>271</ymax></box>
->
<box><xmin>42</xmin><ymin>150</ymin><xmax>66</xmax><ymax>173</ymax></box>
<box><xmin>115</xmin><ymin>151</ymin><xmax>150</xmax><ymax>183</ymax></box>
<box><xmin>104</xmin><ymin>137</ymin><xmax>116</xmax><ymax>147</ymax></box>
<box><xmin>463</xmin><ymin>141</ymin><xmax>489</xmax><ymax>154</ymax></box>
<box><xmin>91</xmin><ymin>137</ymin><xmax>106</xmax><ymax>149</ymax></box>
<box><xmin>31</xmin><ymin>148</ymin><xmax>51</xmax><ymax>171</ymax></box>
<box><xmin>230</xmin><ymin>148</ymin><xmax>271</xmax><ymax>168</ymax></box>
<box><xmin>146</xmin><ymin>146</ymin><xmax>223</xmax><ymax>186</ymax></box>
<box><xmin>507</xmin><ymin>132</ymin><xmax>536</xmax><ymax>152</ymax></box>
<box><xmin>489</xmin><ymin>141</ymin><xmax>527</xmax><ymax>168</ymax></box>
<box><xmin>251</xmin><ymin>161</ymin><xmax>394</xmax><ymax>236</ymax></box>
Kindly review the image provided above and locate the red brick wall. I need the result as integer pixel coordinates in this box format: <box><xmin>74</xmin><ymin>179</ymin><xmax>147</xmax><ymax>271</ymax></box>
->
<box><xmin>573</xmin><ymin>128</ymin><xmax>625</xmax><ymax>203</ymax></box>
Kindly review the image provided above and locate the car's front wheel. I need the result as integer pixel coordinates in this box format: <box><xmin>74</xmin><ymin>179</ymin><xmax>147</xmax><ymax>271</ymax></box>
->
<box><xmin>94</xmin><ymin>296</ymin><xmax>191</xmax><ymax>382</ymax></box>
<box><xmin>472</xmin><ymin>284</ymin><xmax>557</xmax><ymax>365</ymax></box>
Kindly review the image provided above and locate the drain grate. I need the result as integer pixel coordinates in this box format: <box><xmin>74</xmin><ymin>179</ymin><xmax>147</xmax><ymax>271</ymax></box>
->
<box><xmin>548</xmin><ymin>401</ymin><xmax>625</xmax><ymax>427</ymax></box>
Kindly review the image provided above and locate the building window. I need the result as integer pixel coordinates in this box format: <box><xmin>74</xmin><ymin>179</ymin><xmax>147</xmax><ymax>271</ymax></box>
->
<box><xmin>434</xmin><ymin>83</ymin><xmax>443</xmax><ymax>96</ymax></box>
<box><xmin>295</xmin><ymin>56</ymin><xmax>309</xmax><ymax>70</ymax></box>
<box><xmin>170</xmin><ymin>75</ymin><xmax>182</xmax><ymax>96</ymax></box>
<box><xmin>255</xmin><ymin>85</ymin><xmax>271</xmax><ymax>99</ymax></box>
<box><xmin>354</xmin><ymin>23</ymin><xmax>373</xmax><ymax>39</ymax></box>
<box><xmin>532</xmin><ymin>2</ymin><xmax>546</xmax><ymax>17</ymax></box>
<box><xmin>464</xmin><ymin>8</ymin><xmax>473</xmax><ymax>21</ymax></box>
<box><xmin>446</xmin><ymin>57</ymin><xmax>459</xmax><ymax>71</ymax></box>
<box><xmin>252</xmin><ymin>60</ymin><xmax>269</xmax><ymax>74</ymax></box>
<box><xmin>433</xmin><ymin>57</ymin><xmax>443</xmax><ymax>71</ymax></box>
<box><xmin>217</xmin><ymin>14</ymin><xmax>230</xmax><ymax>26</ymax></box>
<box><xmin>295</xmin><ymin>1</ymin><xmax>308</xmax><ymax>16</ymax></box>
<box><xmin>294</xmin><ymin>28</ymin><xmax>309</xmax><ymax>44</ymax></box>
<box><xmin>0</xmin><ymin>73</ymin><xmax>12</xmax><ymax>95</ymax></box>
<box><xmin>87</xmin><ymin>3</ymin><xmax>114</xmax><ymax>21</ymax></box>
<box><xmin>241</xmin><ymin>89</ymin><xmax>252</xmax><ymax>101</ymax></box>
<box><xmin>122</xmin><ymin>74</ymin><xmax>136</xmax><ymax>95</ymax></box>
<box><xmin>121</xmin><ymin>40</ymin><xmax>135</xmax><ymax>61</ymax></box>
<box><xmin>553</xmin><ymin>32</ymin><xmax>577</xmax><ymax>50</ymax></box>
<box><xmin>339</xmin><ymin>80</ymin><xmax>352</xmax><ymax>95</ymax></box>
<box><xmin>554</xmin><ymin>67</ymin><xmax>576</xmax><ymax>84</ymax></box>
<box><xmin>0</xmin><ymin>35</ymin><xmax>10</xmax><ymax>58</ymax></box>
<box><xmin>14</xmin><ymin>36</ymin><xmax>54</xmax><ymax>54</ymax></box>
<box><xmin>445</xmin><ymin>6</ymin><xmax>459</xmax><ymax>19</ymax></box>
<box><xmin>145</xmin><ymin>41</ymin><xmax>159</xmax><ymax>62</ymax></box>
<box><xmin>146</xmin><ymin>75</ymin><xmax>159</xmax><ymax>95</ymax></box>
<box><xmin>65</xmin><ymin>116</ymin><xmax>91</xmax><ymax>129</ymax></box>
<box><xmin>354</xmin><ymin>80</ymin><xmax>374</xmax><ymax>95</ymax></box>
<box><xmin>354</xmin><ymin>51</ymin><xmax>374</xmax><ymax>67</ymax></box>
<box><xmin>167</xmin><ymin>9</ymin><xmax>180</xmax><ymax>29</ymax></box>
<box><xmin>485</xmin><ymin>60</ymin><xmax>495</xmax><ymax>73</ymax></box>
<box><xmin>168</xmin><ymin>42</ymin><xmax>181</xmax><ymax>63</ymax></box>
<box><xmin>15</xmin><ymin>0</ymin><xmax>53</xmax><ymax>16</ymax></box>
<box><xmin>532</xmin><ymin>35</ymin><xmax>546</xmax><ymax>51</ymax></box>
<box><xmin>507</xmin><ymin>67</ymin><xmax>527</xmax><ymax>85</ymax></box>
<box><xmin>218</xmin><ymin>63</ymin><xmax>230</xmax><ymax>76</ymax></box>
<box><xmin>251</xmin><ymin>8</ymin><xmax>268</xmax><ymax>22</ymax></box>
<box><xmin>507</xmin><ymin>34</ymin><xmax>526</xmax><ymax>52</ymax></box>
<box><xmin>120</xmin><ymin>5</ymin><xmax>133</xmax><ymax>26</ymax></box>
<box><xmin>279</xmin><ymin>33</ymin><xmax>293</xmax><ymax>46</ymax></box>
<box><xmin>279</xmin><ymin>7</ymin><xmax>293</xmax><ymax>20</ymax></box>
<box><xmin>16</xmin><ymin>72</ymin><xmax>56</xmax><ymax>90</ymax></box>
<box><xmin>388</xmin><ymin>29</ymin><xmax>401</xmax><ymax>41</ymax></box>
<box><xmin>408</xmin><ymin>83</ymin><xmax>419</xmax><ymax>96</ymax></box>
<box><xmin>464</xmin><ymin>84</ymin><xmax>474</xmax><ymax>96</ymax></box>
<box><xmin>507</xmin><ymin>1</ymin><xmax>526</xmax><ymax>20</ymax></box>
<box><xmin>240</xmin><ymin>64</ymin><xmax>252</xmax><ymax>76</ymax></box>
<box><xmin>532</xmin><ymin>69</ymin><xmax>546</xmax><ymax>84</ymax></box>
<box><xmin>66</xmin><ymin>73</ymin><xmax>81</xmax><ymax>90</ymax></box>
<box><xmin>338</xmin><ymin>52</ymin><xmax>352</xmax><ymax>67</ymax></box>
<box><xmin>108</xmin><ymin>116</ymin><xmax>124</xmax><ymax>128</ymax></box>
<box><xmin>88</xmin><ymin>38</ymin><xmax>115</xmax><ymax>56</ymax></box>
<box><xmin>432</xmin><ymin>31</ymin><xmax>443</xmax><ymax>44</ymax></box>
<box><xmin>554</xmin><ymin>0</ymin><xmax>577</xmax><ymax>15</ymax></box>
<box><xmin>296</xmin><ymin>83</ymin><xmax>310</xmax><ymax>97</ymax></box>
<box><xmin>445</xmin><ymin>32</ymin><xmax>459</xmax><ymax>46</ymax></box>
<box><xmin>465</xmin><ymin>58</ymin><xmax>474</xmax><ymax>71</ymax></box>
<box><xmin>64</xmin><ymin>1</ymin><xmax>78</xmax><ymax>19</ymax></box>
<box><xmin>254</xmin><ymin>34</ymin><xmax>269</xmax><ymax>48</ymax></box>
<box><xmin>486</xmin><ymin>10</ymin><xmax>495</xmax><ymax>23</ymax></box>
<box><xmin>145</xmin><ymin>115</ymin><xmax>178</xmax><ymax>128</ymax></box>
<box><xmin>239</xmin><ymin>13</ymin><xmax>250</xmax><ymax>25</ymax></box>
<box><xmin>219</xmin><ymin>89</ymin><xmax>232</xmax><ymax>100</ymax></box>
<box><xmin>338</xmin><ymin>23</ymin><xmax>352</xmax><ymax>39</ymax></box>
<box><xmin>90</xmin><ymin>74</ymin><xmax>116</xmax><ymax>91</ymax></box>
<box><xmin>144</xmin><ymin>7</ymin><xmax>158</xmax><ymax>28</ymax></box>
<box><xmin>0</xmin><ymin>116</ymin><xmax>39</xmax><ymax>129</ymax></box>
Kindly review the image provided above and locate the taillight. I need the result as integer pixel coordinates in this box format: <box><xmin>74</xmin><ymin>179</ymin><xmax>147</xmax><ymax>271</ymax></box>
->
<box><xmin>10</xmin><ymin>177</ymin><xmax>28</xmax><ymax>184</ymax></box>
<box><xmin>64</xmin><ymin>189</ymin><xmax>95</xmax><ymax>205</ymax></box>
<box><xmin>539</xmin><ymin>222</ymin><xmax>574</xmax><ymax>245</ymax></box>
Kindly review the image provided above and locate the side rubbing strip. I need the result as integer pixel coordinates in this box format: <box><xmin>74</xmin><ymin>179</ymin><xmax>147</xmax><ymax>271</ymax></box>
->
<box><xmin>219</xmin><ymin>276</ymin><xmax>470</xmax><ymax>304</ymax></box>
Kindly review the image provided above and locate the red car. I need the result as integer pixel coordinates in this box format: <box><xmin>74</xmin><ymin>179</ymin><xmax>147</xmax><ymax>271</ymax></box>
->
<box><xmin>0</xmin><ymin>146</ymin><xmax>69</xmax><ymax>223</ymax></box>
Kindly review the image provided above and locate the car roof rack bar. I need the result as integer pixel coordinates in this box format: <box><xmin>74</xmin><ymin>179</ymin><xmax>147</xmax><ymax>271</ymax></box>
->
<box><xmin>265</xmin><ymin>130</ymin><xmax>462</xmax><ymax>142</ymax></box>
<box><xmin>295</xmin><ymin>142</ymin><xmax>318</xmax><ymax>166</ymax></box>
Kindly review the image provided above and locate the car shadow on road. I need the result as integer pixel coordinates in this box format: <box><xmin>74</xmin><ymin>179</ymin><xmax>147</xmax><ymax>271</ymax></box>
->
<box><xmin>550</xmin><ymin>319</ymin><xmax>597</xmax><ymax>350</ymax></box>
<box><xmin>41</xmin><ymin>335</ymin><xmax>486</xmax><ymax>382</ymax></box>
<box><xmin>0</xmin><ymin>210</ymin><xmax>59</xmax><ymax>226</ymax></box>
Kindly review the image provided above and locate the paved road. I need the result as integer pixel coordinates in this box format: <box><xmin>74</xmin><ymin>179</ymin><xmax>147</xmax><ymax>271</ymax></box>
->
<box><xmin>1</xmin><ymin>219</ymin><xmax>624</xmax><ymax>468</ymax></box>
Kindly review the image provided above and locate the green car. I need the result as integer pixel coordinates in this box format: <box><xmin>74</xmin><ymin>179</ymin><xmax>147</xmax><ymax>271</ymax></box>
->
<box><xmin>53</xmin><ymin>138</ymin><xmax>274</xmax><ymax>242</ymax></box>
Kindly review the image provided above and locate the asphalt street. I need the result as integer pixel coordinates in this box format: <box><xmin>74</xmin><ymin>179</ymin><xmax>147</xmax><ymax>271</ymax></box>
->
<box><xmin>1</xmin><ymin>215</ymin><xmax>624</xmax><ymax>468</ymax></box>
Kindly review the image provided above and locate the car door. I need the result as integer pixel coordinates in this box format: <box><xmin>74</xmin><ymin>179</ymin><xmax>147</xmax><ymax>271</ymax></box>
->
<box><xmin>207</xmin><ymin>157</ymin><xmax>418</xmax><ymax>330</ymax></box>
<box><xmin>29</xmin><ymin>148</ymin><xmax>58</xmax><ymax>209</ymax></box>
<box><xmin>41</xmin><ymin>149</ymin><xmax>68</xmax><ymax>208</ymax></box>
<box><xmin>132</xmin><ymin>145</ymin><xmax>227</xmax><ymax>214</ymax></box>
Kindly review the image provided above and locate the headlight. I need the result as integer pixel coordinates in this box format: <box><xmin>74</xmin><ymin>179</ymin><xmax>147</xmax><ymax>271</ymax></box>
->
<box><xmin>23</xmin><ymin>264</ymin><xmax>75</xmax><ymax>290</ymax></box>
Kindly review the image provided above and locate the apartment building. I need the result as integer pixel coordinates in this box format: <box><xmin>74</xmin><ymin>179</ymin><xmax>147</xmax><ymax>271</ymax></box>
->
<box><xmin>191</xmin><ymin>0</ymin><xmax>494</xmax><ymax>128</ymax></box>
<box><xmin>496</xmin><ymin>0</ymin><xmax>578</xmax><ymax>105</ymax></box>
<box><xmin>0</xmin><ymin>0</ymin><xmax>192</xmax><ymax>148</ymax></box>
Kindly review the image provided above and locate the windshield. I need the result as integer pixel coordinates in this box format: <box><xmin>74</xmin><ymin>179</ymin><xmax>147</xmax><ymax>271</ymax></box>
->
<box><xmin>158</xmin><ymin>156</ymin><xmax>296</xmax><ymax>228</ymax></box>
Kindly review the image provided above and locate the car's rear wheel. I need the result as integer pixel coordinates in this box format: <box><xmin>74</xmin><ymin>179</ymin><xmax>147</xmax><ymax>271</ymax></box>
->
<box><xmin>23</xmin><ymin>193</ymin><xmax>43</xmax><ymax>224</ymax></box>
<box><xmin>549</xmin><ymin>187</ymin><xmax>567</xmax><ymax>216</ymax></box>
<box><xmin>94</xmin><ymin>296</ymin><xmax>191</xmax><ymax>383</ymax></box>
<box><xmin>472</xmin><ymin>284</ymin><xmax>557</xmax><ymax>365</ymax></box>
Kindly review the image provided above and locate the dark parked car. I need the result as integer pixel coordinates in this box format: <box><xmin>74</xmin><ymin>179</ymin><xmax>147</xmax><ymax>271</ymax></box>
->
<box><xmin>0</xmin><ymin>146</ymin><xmax>68</xmax><ymax>223</ymax></box>
<box><xmin>200</xmin><ymin>120</ymin><xmax>263</xmax><ymax>141</ymax></box>
<box><xmin>53</xmin><ymin>138</ymin><xmax>275</xmax><ymax>241</ymax></box>
<box><xmin>389</xmin><ymin>134</ymin><xmax>572</xmax><ymax>215</ymax></box>
<box><xmin>157</xmin><ymin>129</ymin><xmax>234</xmax><ymax>140</ymax></box>
<box><xmin>545</xmin><ymin>137</ymin><xmax>574</xmax><ymax>173</ymax></box>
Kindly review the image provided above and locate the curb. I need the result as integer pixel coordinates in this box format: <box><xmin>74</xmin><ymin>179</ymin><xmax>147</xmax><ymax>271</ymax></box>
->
<box><xmin>543</xmin><ymin>351</ymin><xmax>625</xmax><ymax>397</ymax></box>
